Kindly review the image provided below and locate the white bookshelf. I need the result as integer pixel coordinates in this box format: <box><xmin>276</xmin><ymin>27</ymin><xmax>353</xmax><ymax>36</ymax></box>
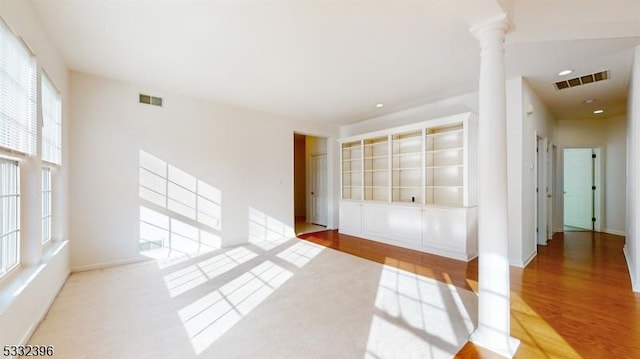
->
<box><xmin>392</xmin><ymin>130</ymin><xmax>422</xmax><ymax>203</ymax></box>
<box><xmin>425</xmin><ymin>124</ymin><xmax>465</xmax><ymax>206</ymax></box>
<box><xmin>338</xmin><ymin>112</ymin><xmax>478</xmax><ymax>261</ymax></box>
<box><xmin>341</xmin><ymin>140</ymin><xmax>362</xmax><ymax>200</ymax></box>
<box><xmin>363</xmin><ymin>136</ymin><xmax>389</xmax><ymax>201</ymax></box>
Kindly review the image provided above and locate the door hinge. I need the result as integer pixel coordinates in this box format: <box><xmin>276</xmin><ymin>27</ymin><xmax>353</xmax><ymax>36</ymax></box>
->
<box><xmin>592</xmin><ymin>186</ymin><xmax>596</xmax><ymax>190</ymax></box>
<box><xmin>592</xmin><ymin>217</ymin><xmax>596</xmax><ymax>222</ymax></box>
<box><xmin>592</xmin><ymin>153</ymin><xmax>596</xmax><ymax>159</ymax></box>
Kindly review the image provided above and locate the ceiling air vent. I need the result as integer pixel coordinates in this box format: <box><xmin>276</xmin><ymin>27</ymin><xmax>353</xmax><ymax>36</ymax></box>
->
<box><xmin>139</xmin><ymin>93</ymin><xmax>163</xmax><ymax>107</ymax></box>
<box><xmin>555</xmin><ymin>70</ymin><xmax>609</xmax><ymax>90</ymax></box>
<box><xmin>554</xmin><ymin>70</ymin><xmax>609</xmax><ymax>90</ymax></box>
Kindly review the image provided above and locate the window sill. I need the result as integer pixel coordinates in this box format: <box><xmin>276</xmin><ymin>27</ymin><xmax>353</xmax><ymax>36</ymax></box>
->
<box><xmin>0</xmin><ymin>240</ymin><xmax>68</xmax><ymax>316</ymax></box>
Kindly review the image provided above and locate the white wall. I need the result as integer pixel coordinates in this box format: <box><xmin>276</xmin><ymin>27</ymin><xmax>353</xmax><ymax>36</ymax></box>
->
<box><xmin>506</xmin><ymin>77</ymin><xmax>556</xmax><ymax>267</ymax></box>
<box><xmin>506</xmin><ymin>77</ymin><xmax>524</xmax><ymax>265</ymax></box>
<box><xmin>0</xmin><ymin>0</ymin><xmax>70</xmax><ymax>348</ymax></box>
<box><xmin>556</xmin><ymin>115</ymin><xmax>627</xmax><ymax>236</ymax></box>
<box><xmin>626</xmin><ymin>45</ymin><xmax>640</xmax><ymax>292</ymax></box>
<box><xmin>68</xmin><ymin>72</ymin><xmax>339</xmax><ymax>271</ymax></box>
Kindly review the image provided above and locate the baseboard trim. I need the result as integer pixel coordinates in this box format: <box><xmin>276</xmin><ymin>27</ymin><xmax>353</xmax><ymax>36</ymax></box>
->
<box><xmin>604</xmin><ymin>228</ymin><xmax>627</xmax><ymax>237</ymax></box>
<box><xmin>510</xmin><ymin>250</ymin><xmax>536</xmax><ymax>268</ymax></box>
<box><xmin>623</xmin><ymin>245</ymin><xmax>639</xmax><ymax>293</ymax></box>
<box><xmin>71</xmin><ymin>257</ymin><xmax>149</xmax><ymax>273</ymax></box>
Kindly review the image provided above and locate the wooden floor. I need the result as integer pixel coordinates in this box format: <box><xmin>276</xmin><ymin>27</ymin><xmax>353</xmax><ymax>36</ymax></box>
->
<box><xmin>298</xmin><ymin>230</ymin><xmax>640</xmax><ymax>358</ymax></box>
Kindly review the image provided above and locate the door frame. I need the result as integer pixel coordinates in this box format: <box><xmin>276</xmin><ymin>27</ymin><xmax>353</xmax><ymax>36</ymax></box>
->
<box><xmin>561</xmin><ymin>145</ymin><xmax>603</xmax><ymax>232</ymax></box>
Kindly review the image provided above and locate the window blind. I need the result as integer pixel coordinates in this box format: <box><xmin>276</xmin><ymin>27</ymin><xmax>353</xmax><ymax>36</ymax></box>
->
<box><xmin>42</xmin><ymin>74</ymin><xmax>61</xmax><ymax>164</ymax></box>
<box><xmin>0</xmin><ymin>20</ymin><xmax>37</xmax><ymax>156</ymax></box>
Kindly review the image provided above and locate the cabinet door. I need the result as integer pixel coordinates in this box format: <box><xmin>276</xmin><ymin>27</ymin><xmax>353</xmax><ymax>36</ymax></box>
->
<box><xmin>362</xmin><ymin>203</ymin><xmax>390</xmax><ymax>237</ymax></box>
<box><xmin>422</xmin><ymin>207</ymin><xmax>466</xmax><ymax>251</ymax></box>
<box><xmin>339</xmin><ymin>201</ymin><xmax>362</xmax><ymax>235</ymax></box>
<box><xmin>389</xmin><ymin>206</ymin><xmax>422</xmax><ymax>244</ymax></box>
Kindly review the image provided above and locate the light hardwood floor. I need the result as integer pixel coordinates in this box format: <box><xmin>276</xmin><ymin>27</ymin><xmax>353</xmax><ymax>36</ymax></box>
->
<box><xmin>298</xmin><ymin>230</ymin><xmax>640</xmax><ymax>358</ymax></box>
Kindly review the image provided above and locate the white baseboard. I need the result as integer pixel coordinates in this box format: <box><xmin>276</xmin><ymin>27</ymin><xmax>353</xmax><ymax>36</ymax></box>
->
<box><xmin>623</xmin><ymin>245</ymin><xmax>639</xmax><ymax>293</ymax></box>
<box><xmin>510</xmin><ymin>250</ymin><xmax>536</xmax><ymax>268</ymax></box>
<box><xmin>71</xmin><ymin>257</ymin><xmax>149</xmax><ymax>273</ymax></box>
<box><xmin>604</xmin><ymin>228</ymin><xmax>626</xmax><ymax>237</ymax></box>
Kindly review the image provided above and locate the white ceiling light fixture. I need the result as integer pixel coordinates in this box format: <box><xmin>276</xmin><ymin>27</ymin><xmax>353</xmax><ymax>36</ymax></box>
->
<box><xmin>593</xmin><ymin>109</ymin><xmax>604</xmax><ymax>114</ymax></box>
<box><xmin>376</xmin><ymin>103</ymin><xmax>384</xmax><ymax>108</ymax></box>
<box><xmin>558</xmin><ymin>69</ymin><xmax>574</xmax><ymax>76</ymax></box>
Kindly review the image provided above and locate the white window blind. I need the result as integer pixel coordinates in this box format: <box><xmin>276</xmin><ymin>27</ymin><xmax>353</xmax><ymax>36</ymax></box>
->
<box><xmin>42</xmin><ymin>75</ymin><xmax>61</xmax><ymax>164</ymax></box>
<box><xmin>0</xmin><ymin>157</ymin><xmax>20</xmax><ymax>277</ymax></box>
<box><xmin>0</xmin><ymin>20</ymin><xmax>37</xmax><ymax>156</ymax></box>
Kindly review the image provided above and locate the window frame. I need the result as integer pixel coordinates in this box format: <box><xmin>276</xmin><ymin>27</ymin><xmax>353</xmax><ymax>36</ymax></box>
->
<box><xmin>41</xmin><ymin>72</ymin><xmax>62</xmax><ymax>166</ymax></box>
<box><xmin>41</xmin><ymin>166</ymin><xmax>52</xmax><ymax>245</ymax></box>
<box><xmin>0</xmin><ymin>156</ymin><xmax>21</xmax><ymax>280</ymax></box>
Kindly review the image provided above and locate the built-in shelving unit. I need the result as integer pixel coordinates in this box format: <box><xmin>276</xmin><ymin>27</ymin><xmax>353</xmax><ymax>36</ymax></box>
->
<box><xmin>425</xmin><ymin>124</ymin><xmax>465</xmax><ymax>206</ymax></box>
<box><xmin>341</xmin><ymin>140</ymin><xmax>362</xmax><ymax>200</ymax></box>
<box><xmin>364</xmin><ymin>136</ymin><xmax>389</xmax><ymax>201</ymax></box>
<box><xmin>392</xmin><ymin>130</ymin><xmax>422</xmax><ymax>203</ymax></box>
<box><xmin>338</xmin><ymin>112</ymin><xmax>478</xmax><ymax>261</ymax></box>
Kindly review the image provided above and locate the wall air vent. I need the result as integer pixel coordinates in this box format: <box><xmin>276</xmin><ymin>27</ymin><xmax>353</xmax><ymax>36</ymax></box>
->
<box><xmin>554</xmin><ymin>70</ymin><xmax>609</xmax><ymax>90</ymax></box>
<box><xmin>139</xmin><ymin>93</ymin><xmax>163</xmax><ymax>107</ymax></box>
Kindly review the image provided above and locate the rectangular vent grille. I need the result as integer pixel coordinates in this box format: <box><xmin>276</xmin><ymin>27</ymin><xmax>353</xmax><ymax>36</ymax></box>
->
<box><xmin>139</xmin><ymin>93</ymin><xmax>163</xmax><ymax>107</ymax></box>
<box><xmin>555</xmin><ymin>70</ymin><xmax>609</xmax><ymax>90</ymax></box>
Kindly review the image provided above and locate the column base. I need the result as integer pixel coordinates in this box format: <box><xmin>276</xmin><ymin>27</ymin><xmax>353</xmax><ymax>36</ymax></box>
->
<box><xmin>470</xmin><ymin>326</ymin><xmax>520</xmax><ymax>358</ymax></box>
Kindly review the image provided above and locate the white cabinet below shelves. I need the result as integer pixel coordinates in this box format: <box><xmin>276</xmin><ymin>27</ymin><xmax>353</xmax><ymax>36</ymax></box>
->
<box><xmin>339</xmin><ymin>200</ymin><xmax>477</xmax><ymax>261</ymax></box>
<box><xmin>339</xmin><ymin>201</ymin><xmax>361</xmax><ymax>236</ymax></box>
<box><xmin>388</xmin><ymin>205</ymin><xmax>422</xmax><ymax>245</ymax></box>
<box><xmin>422</xmin><ymin>206</ymin><xmax>477</xmax><ymax>259</ymax></box>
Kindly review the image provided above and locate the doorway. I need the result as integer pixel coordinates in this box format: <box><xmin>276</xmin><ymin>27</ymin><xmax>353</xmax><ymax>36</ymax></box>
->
<box><xmin>293</xmin><ymin>133</ymin><xmax>328</xmax><ymax>235</ymax></box>
<box><xmin>563</xmin><ymin>147</ymin><xmax>602</xmax><ymax>231</ymax></box>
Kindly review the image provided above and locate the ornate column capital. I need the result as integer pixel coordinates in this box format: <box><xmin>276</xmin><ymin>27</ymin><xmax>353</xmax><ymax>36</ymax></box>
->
<box><xmin>469</xmin><ymin>13</ymin><xmax>511</xmax><ymax>45</ymax></box>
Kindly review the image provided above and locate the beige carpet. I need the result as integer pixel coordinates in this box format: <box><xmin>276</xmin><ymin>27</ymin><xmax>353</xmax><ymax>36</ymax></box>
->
<box><xmin>28</xmin><ymin>237</ymin><xmax>477</xmax><ymax>359</ymax></box>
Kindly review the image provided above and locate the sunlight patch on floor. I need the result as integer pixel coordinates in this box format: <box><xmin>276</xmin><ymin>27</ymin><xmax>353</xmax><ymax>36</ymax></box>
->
<box><xmin>276</xmin><ymin>241</ymin><xmax>324</xmax><ymax>268</ymax></box>
<box><xmin>366</xmin><ymin>265</ymin><xmax>475</xmax><ymax>359</ymax></box>
<box><xmin>163</xmin><ymin>247</ymin><xmax>258</xmax><ymax>297</ymax></box>
<box><xmin>179</xmin><ymin>260</ymin><xmax>292</xmax><ymax>354</ymax></box>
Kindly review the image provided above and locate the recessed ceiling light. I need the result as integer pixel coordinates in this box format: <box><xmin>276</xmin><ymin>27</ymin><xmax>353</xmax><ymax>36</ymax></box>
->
<box><xmin>376</xmin><ymin>103</ymin><xmax>384</xmax><ymax>108</ymax></box>
<box><xmin>593</xmin><ymin>109</ymin><xmax>604</xmax><ymax>114</ymax></box>
<box><xmin>558</xmin><ymin>69</ymin><xmax>573</xmax><ymax>76</ymax></box>
<box><xmin>583</xmin><ymin>98</ymin><xmax>596</xmax><ymax>104</ymax></box>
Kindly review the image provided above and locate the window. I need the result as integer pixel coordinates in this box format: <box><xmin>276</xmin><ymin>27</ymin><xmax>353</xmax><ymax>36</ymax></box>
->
<box><xmin>42</xmin><ymin>167</ymin><xmax>51</xmax><ymax>244</ymax></box>
<box><xmin>41</xmin><ymin>74</ymin><xmax>61</xmax><ymax>164</ymax></box>
<box><xmin>0</xmin><ymin>19</ymin><xmax>37</xmax><ymax>155</ymax></box>
<box><xmin>0</xmin><ymin>158</ymin><xmax>20</xmax><ymax>278</ymax></box>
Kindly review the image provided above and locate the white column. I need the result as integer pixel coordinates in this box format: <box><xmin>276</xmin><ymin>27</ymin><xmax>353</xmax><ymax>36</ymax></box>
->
<box><xmin>469</xmin><ymin>15</ymin><xmax>520</xmax><ymax>358</ymax></box>
<box><xmin>20</xmin><ymin>156</ymin><xmax>43</xmax><ymax>266</ymax></box>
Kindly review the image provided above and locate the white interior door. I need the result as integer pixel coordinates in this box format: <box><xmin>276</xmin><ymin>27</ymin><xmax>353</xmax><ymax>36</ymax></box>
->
<box><xmin>310</xmin><ymin>154</ymin><xmax>328</xmax><ymax>226</ymax></box>
<box><xmin>536</xmin><ymin>137</ymin><xmax>547</xmax><ymax>245</ymax></box>
<box><xmin>563</xmin><ymin>148</ymin><xmax>593</xmax><ymax>230</ymax></box>
<box><xmin>547</xmin><ymin>143</ymin><xmax>555</xmax><ymax>240</ymax></box>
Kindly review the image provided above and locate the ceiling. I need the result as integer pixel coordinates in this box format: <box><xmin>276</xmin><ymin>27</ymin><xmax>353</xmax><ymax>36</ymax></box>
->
<box><xmin>31</xmin><ymin>0</ymin><xmax>640</xmax><ymax>125</ymax></box>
